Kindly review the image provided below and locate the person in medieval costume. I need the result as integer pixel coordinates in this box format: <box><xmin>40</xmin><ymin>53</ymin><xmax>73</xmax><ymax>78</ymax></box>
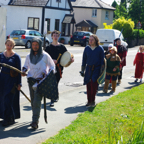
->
<box><xmin>80</xmin><ymin>35</ymin><xmax>104</xmax><ymax>107</ymax></box>
<box><xmin>133</xmin><ymin>45</ymin><xmax>144</xmax><ymax>83</ymax></box>
<box><xmin>22</xmin><ymin>38</ymin><xmax>55</xmax><ymax>129</ymax></box>
<box><xmin>103</xmin><ymin>46</ymin><xmax>121</xmax><ymax>93</ymax></box>
<box><xmin>45</xmin><ymin>30</ymin><xmax>74</xmax><ymax>107</ymax></box>
<box><xmin>104</xmin><ymin>44</ymin><xmax>113</xmax><ymax>57</ymax></box>
<box><xmin>115</xmin><ymin>38</ymin><xmax>127</xmax><ymax>84</ymax></box>
<box><xmin>0</xmin><ymin>38</ymin><xmax>21</xmax><ymax>126</ymax></box>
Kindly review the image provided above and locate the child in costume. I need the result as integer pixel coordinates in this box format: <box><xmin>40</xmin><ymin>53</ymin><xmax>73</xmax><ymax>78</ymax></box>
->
<box><xmin>133</xmin><ymin>46</ymin><xmax>144</xmax><ymax>83</ymax></box>
<box><xmin>103</xmin><ymin>46</ymin><xmax>121</xmax><ymax>93</ymax></box>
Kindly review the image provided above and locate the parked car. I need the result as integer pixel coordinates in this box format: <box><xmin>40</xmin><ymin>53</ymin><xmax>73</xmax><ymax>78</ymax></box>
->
<box><xmin>70</xmin><ymin>31</ymin><xmax>93</xmax><ymax>46</ymax></box>
<box><xmin>8</xmin><ymin>30</ymin><xmax>50</xmax><ymax>48</ymax></box>
<box><xmin>96</xmin><ymin>29</ymin><xmax>128</xmax><ymax>50</ymax></box>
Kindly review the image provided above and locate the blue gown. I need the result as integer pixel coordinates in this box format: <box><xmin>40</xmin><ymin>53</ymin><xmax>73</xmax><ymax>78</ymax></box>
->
<box><xmin>0</xmin><ymin>53</ymin><xmax>21</xmax><ymax>120</ymax></box>
<box><xmin>82</xmin><ymin>45</ymin><xmax>104</xmax><ymax>85</ymax></box>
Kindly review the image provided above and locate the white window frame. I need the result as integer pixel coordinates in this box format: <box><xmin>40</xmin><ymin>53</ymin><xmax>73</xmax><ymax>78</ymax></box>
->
<box><xmin>92</xmin><ymin>9</ymin><xmax>97</xmax><ymax>17</ymax></box>
<box><xmin>105</xmin><ymin>11</ymin><xmax>109</xmax><ymax>20</ymax></box>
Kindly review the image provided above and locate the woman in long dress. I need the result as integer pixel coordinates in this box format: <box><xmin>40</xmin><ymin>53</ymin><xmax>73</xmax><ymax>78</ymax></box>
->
<box><xmin>133</xmin><ymin>46</ymin><xmax>144</xmax><ymax>83</ymax></box>
<box><xmin>0</xmin><ymin>38</ymin><xmax>21</xmax><ymax>126</ymax></box>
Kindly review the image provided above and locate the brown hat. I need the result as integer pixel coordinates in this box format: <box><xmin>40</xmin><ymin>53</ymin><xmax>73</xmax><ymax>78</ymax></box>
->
<box><xmin>110</xmin><ymin>46</ymin><xmax>117</xmax><ymax>53</ymax></box>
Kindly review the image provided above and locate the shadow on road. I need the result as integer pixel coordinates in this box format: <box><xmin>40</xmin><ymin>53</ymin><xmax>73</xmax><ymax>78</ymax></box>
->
<box><xmin>124</xmin><ymin>82</ymin><xmax>141</xmax><ymax>89</ymax></box>
<box><xmin>23</xmin><ymin>102</ymin><xmax>57</xmax><ymax>112</ymax></box>
<box><xmin>64</xmin><ymin>104</ymin><xmax>87</xmax><ymax>114</ymax></box>
<box><xmin>0</xmin><ymin>121</ymin><xmax>45</xmax><ymax>139</ymax></box>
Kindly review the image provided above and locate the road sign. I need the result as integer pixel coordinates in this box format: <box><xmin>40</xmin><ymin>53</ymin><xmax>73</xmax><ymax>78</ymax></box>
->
<box><xmin>136</xmin><ymin>21</ymin><xmax>142</xmax><ymax>29</ymax></box>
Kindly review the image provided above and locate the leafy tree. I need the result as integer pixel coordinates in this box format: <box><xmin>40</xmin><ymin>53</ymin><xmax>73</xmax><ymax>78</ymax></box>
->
<box><xmin>112</xmin><ymin>0</ymin><xmax>118</xmax><ymax>8</ymax></box>
<box><xmin>121</xmin><ymin>0</ymin><xmax>127</xmax><ymax>8</ymax></box>
<box><xmin>112</xmin><ymin>17</ymin><xmax>135</xmax><ymax>38</ymax></box>
<box><xmin>114</xmin><ymin>3</ymin><xmax>128</xmax><ymax>19</ymax></box>
<box><xmin>128</xmin><ymin>0</ymin><xmax>144</xmax><ymax>29</ymax></box>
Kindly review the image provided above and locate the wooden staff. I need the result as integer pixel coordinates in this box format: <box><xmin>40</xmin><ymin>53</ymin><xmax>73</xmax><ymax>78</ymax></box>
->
<box><xmin>57</xmin><ymin>53</ymin><xmax>62</xmax><ymax>62</ymax></box>
<box><xmin>16</xmin><ymin>86</ymin><xmax>31</xmax><ymax>103</ymax></box>
<box><xmin>0</xmin><ymin>63</ymin><xmax>27</xmax><ymax>75</ymax></box>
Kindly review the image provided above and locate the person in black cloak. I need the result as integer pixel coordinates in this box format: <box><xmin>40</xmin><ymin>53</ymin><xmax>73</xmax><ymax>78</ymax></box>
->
<box><xmin>0</xmin><ymin>38</ymin><xmax>21</xmax><ymax>126</ymax></box>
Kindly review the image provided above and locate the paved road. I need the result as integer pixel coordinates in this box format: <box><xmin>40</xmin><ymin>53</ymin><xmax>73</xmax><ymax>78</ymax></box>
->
<box><xmin>0</xmin><ymin>45</ymin><xmax>141</xmax><ymax>144</ymax></box>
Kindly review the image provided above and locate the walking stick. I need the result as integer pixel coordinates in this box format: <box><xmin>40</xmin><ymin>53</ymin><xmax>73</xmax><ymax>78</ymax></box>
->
<box><xmin>0</xmin><ymin>63</ymin><xmax>27</xmax><ymax>75</ymax></box>
<box><xmin>43</xmin><ymin>36</ymin><xmax>48</xmax><ymax>124</ymax></box>
<box><xmin>16</xmin><ymin>86</ymin><xmax>31</xmax><ymax>103</ymax></box>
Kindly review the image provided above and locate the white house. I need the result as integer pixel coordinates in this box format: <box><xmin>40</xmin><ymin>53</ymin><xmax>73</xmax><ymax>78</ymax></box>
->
<box><xmin>2</xmin><ymin>0</ymin><xmax>75</xmax><ymax>43</ymax></box>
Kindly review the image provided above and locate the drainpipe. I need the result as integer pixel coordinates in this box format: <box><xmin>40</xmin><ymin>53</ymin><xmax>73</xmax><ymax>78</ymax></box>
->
<box><xmin>41</xmin><ymin>7</ymin><xmax>45</xmax><ymax>34</ymax></box>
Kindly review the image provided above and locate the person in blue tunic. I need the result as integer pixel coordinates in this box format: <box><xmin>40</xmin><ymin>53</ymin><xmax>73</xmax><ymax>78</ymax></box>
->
<box><xmin>0</xmin><ymin>38</ymin><xmax>21</xmax><ymax>126</ymax></box>
<box><xmin>80</xmin><ymin>35</ymin><xmax>104</xmax><ymax>107</ymax></box>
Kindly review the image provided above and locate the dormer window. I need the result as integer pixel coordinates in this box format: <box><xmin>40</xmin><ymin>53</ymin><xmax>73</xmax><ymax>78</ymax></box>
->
<box><xmin>92</xmin><ymin>9</ymin><xmax>97</xmax><ymax>17</ymax></box>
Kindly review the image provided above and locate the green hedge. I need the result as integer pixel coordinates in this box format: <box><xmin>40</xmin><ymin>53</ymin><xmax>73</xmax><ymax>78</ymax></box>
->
<box><xmin>131</xmin><ymin>29</ymin><xmax>144</xmax><ymax>40</ymax></box>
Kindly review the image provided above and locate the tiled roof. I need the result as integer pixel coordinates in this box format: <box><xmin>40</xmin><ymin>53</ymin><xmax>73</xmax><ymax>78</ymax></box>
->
<box><xmin>71</xmin><ymin>0</ymin><xmax>115</xmax><ymax>10</ymax></box>
<box><xmin>9</xmin><ymin>0</ymin><xmax>48</xmax><ymax>7</ymax></box>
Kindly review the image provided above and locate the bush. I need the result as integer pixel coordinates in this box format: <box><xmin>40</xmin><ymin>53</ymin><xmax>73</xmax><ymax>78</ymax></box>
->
<box><xmin>131</xmin><ymin>29</ymin><xmax>144</xmax><ymax>39</ymax></box>
<box><xmin>112</xmin><ymin>17</ymin><xmax>135</xmax><ymax>39</ymax></box>
<box><xmin>103</xmin><ymin>23</ymin><xmax>113</xmax><ymax>29</ymax></box>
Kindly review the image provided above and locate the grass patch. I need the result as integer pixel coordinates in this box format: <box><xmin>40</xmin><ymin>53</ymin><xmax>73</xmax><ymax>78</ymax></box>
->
<box><xmin>43</xmin><ymin>84</ymin><xmax>144</xmax><ymax>144</ymax></box>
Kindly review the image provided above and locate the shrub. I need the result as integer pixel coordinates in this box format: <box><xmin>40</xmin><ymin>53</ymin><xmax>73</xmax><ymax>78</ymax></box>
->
<box><xmin>112</xmin><ymin>17</ymin><xmax>135</xmax><ymax>38</ymax></box>
<box><xmin>132</xmin><ymin>29</ymin><xmax>144</xmax><ymax>39</ymax></box>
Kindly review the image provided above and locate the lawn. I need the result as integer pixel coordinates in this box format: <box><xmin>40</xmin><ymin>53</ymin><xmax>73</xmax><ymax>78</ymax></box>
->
<box><xmin>43</xmin><ymin>84</ymin><xmax>144</xmax><ymax>144</ymax></box>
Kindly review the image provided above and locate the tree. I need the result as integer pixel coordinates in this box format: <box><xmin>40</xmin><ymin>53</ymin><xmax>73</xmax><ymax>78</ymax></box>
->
<box><xmin>112</xmin><ymin>17</ymin><xmax>135</xmax><ymax>38</ymax></box>
<box><xmin>114</xmin><ymin>3</ymin><xmax>128</xmax><ymax>19</ymax></box>
<box><xmin>128</xmin><ymin>0</ymin><xmax>144</xmax><ymax>29</ymax></box>
<box><xmin>112</xmin><ymin>0</ymin><xmax>118</xmax><ymax>8</ymax></box>
<box><xmin>121</xmin><ymin>0</ymin><xmax>127</xmax><ymax>8</ymax></box>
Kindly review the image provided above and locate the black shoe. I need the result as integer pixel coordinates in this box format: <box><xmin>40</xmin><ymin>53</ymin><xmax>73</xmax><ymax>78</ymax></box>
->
<box><xmin>50</xmin><ymin>101</ymin><xmax>54</xmax><ymax>107</ymax></box>
<box><xmin>86</xmin><ymin>102</ymin><xmax>91</xmax><ymax>107</ymax></box>
<box><xmin>54</xmin><ymin>98</ymin><xmax>59</xmax><ymax>103</ymax></box>
<box><xmin>91</xmin><ymin>102</ymin><xmax>96</xmax><ymax>107</ymax></box>
<box><xmin>135</xmin><ymin>79</ymin><xmax>138</xmax><ymax>83</ymax></box>
<box><xmin>2</xmin><ymin>119</ymin><xmax>15</xmax><ymax>126</ymax></box>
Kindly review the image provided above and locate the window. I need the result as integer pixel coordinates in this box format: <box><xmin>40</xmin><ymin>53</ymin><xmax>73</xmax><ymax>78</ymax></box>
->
<box><xmin>29</xmin><ymin>31</ymin><xmax>35</xmax><ymax>36</ymax></box>
<box><xmin>92</xmin><ymin>9</ymin><xmax>97</xmax><ymax>17</ymax></box>
<box><xmin>35</xmin><ymin>31</ymin><xmax>42</xmax><ymax>36</ymax></box>
<box><xmin>85</xmin><ymin>33</ymin><xmax>90</xmax><ymax>36</ymax></box>
<box><xmin>105</xmin><ymin>11</ymin><xmax>109</xmax><ymax>20</ymax></box>
<box><xmin>28</xmin><ymin>17</ymin><xmax>39</xmax><ymax>31</ymax></box>
<box><xmin>11</xmin><ymin>30</ymin><xmax>26</xmax><ymax>35</ymax></box>
<box><xmin>93</xmin><ymin>27</ymin><xmax>97</xmax><ymax>34</ymax></box>
<box><xmin>55</xmin><ymin>19</ymin><xmax>60</xmax><ymax>31</ymax></box>
<box><xmin>56</xmin><ymin>0</ymin><xmax>61</xmax><ymax>2</ymax></box>
<box><xmin>46</xmin><ymin>19</ymin><xmax>50</xmax><ymax>31</ymax></box>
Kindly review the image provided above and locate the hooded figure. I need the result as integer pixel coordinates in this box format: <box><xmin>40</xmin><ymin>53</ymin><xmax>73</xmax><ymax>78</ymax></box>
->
<box><xmin>22</xmin><ymin>38</ymin><xmax>55</xmax><ymax>129</ymax></box>
<box><xmin>103</xmin><ymin>46</ymin><xmax>121</xmax><ymax>93</ymax></box>
<box><xmin>30</xmin><ymin>38</ymin><xmax>43</xmax><ymax>65</ymax></box>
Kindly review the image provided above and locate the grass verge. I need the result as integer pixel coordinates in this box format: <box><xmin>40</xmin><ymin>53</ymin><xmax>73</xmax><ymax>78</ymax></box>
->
<box><xmin>43</xmin><ymin>84</ymin><xmax>144</xmax><ymax>144</ymax></box>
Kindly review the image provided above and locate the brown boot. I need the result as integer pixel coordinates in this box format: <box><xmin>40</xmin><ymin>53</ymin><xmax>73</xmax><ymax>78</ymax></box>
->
<box><xmin>110</xmin><ymin>81</ymin><xmax>117</xmax><ymax>93</ymax></box>
<box><xmin>117</xmin><ymin>79</ymin><xmax>121</xmax><ymax>85</ymax></box>
<box><xmin>103</xmin><ymin>79</ymin><xmax>110</xmax><ymax>93</ymax></box>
